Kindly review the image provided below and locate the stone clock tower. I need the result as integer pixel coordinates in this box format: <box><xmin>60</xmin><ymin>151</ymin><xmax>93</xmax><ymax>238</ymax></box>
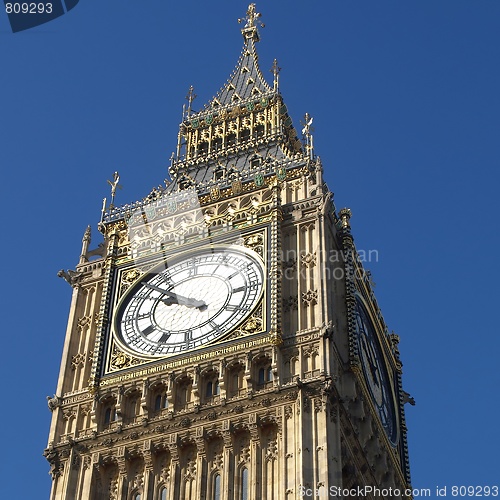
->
<box><xmin>45</xmin><ymin>4</ymin><xmax>413</xmax><ymax>499</ymax></box>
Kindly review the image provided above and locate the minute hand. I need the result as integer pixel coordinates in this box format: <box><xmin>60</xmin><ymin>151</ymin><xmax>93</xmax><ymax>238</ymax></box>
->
<box><xmin>141</xmin><ymin>282</ymin><xmax>207</xmax><ymax>310</ymax></box>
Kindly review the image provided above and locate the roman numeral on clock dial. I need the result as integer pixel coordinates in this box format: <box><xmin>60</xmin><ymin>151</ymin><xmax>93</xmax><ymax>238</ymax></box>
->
<box><xmin>117</xmin><ymin>248</ymin><xmax>265</xmax><ymax>357</ymax></box>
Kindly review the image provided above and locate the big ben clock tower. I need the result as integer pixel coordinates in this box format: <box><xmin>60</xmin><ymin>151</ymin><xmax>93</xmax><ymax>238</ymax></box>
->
<box><xmin>45</xmin><ymin>4</ymin><xmax>413</xmax><ymax>499</ymax></box>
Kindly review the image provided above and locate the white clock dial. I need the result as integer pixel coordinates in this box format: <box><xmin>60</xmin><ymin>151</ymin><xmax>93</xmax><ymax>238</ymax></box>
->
<box><xmin>116</xmin><ymin>247</ymin><xmax>264</xmax><ymax>357</ymax></box>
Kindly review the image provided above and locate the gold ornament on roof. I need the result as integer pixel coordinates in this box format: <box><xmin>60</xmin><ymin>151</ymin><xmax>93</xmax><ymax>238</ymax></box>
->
<box><xmin>238</xmin><ymin>3</ymin><xmax>264</xmax><ymax>29</ymax></box>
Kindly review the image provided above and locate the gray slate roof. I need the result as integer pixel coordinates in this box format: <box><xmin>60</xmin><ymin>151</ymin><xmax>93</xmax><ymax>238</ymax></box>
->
<box><xmin>203</xmin><ymin>37</ymin><xmax>273</xmax><ymax>110</ymax></box>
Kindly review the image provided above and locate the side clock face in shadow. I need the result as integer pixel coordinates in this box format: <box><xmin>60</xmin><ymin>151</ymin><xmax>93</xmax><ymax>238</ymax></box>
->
<box><xmin>115</xmin><ymin>247</ymin><xmax>264</xmax><ymax>357</ymax></box>
<box><xmin>355</xmin><ymin>295</ymin><xmax>398</xmax><ymax>446</ymax></box>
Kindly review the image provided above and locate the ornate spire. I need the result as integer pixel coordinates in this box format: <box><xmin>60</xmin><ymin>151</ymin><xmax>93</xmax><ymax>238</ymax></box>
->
<box><xmin>238</xmin><ymin>3</ymin><xmax>264</xmax><ymax>43</ymax></box>
<box><xmin>301</xmin><ymin>113</ymin><xmax>314</xmax><ymax>159</ymax></box>
<box><xmin>203</xmin><ymin>4</ymin><xmax>271</xmax><ymax>110</ymax></box>
<box><xmin>167</xmin><ymin>3</ymin><xmax>303</xmax><ymax>193</ymax></box>
<box><xmin>184</xmin><ymin>85</ymin><xmax>197</xmax><ymax>119</ymax></box>
<box><xmin>79</xmin><ymin>225</ymin><xmax>91</xmax><ymax>264</ymax></box>
<box><xmin>271</xmin><ymin>59</ymin><xmax>281</xmax><ymax>91</ymax></box>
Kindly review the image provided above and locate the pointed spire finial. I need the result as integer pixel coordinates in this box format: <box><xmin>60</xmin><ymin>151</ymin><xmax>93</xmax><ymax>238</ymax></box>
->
<box><xmin>185</xmin><ymin>85</ymin><xmax>197</xmax><ymax>118</ymax></box>
<box><xmin>100</xmin><ymin>198</ymin><xmax>106</xmax><ymax>223</ymax></box>
<box><xmin>79</xmin><ymin>225</ymin><xmax>92</xmax><ymax>264</ymax></box>
<box><xmin>271</xmin><ymin>58</ymin><xmax>281</xmax><ymax>90</ymax></box>
<box><xmin>301</xmin><ymin>113</ymin><xmax>315</xmax><ymax>159</ymax></box>
<box><xmin>238</xmin><ymin>4</ymin><xmax>264</xmax><ymax>42</ymax></box>
<box><xmin>83</xmin><ymin>225</ymin><xmax>91</xmax><ymax>242</ymax></box>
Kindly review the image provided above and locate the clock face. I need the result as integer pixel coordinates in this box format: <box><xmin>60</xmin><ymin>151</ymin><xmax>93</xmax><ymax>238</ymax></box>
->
<box><xmin>354</xmin><ymin>296</ymin><xmax>398</xmax><ymax>446</ymax></box>
<box><xmin>115</xmin><ymin>247</ymin><xmax>264</xmax><ymax>357</ymax></box>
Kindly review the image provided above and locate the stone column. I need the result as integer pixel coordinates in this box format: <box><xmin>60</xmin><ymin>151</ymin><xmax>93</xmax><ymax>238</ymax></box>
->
<box><xmin>79</xmin><ymin>455</ymin><xmax>94</xmax><ymax>500</ymax></box>
<box><xmin>116</xmin><ymin>447</ymin><xmax>127</xmax><ymax>500</ymax></box>
<box><xmin>142</xmin><ymin>442</ymin><xmax>154</xmax><ymax>500</ymax></box>
<box><xmin>194</xmin><ymin>427</ymin><xmax>206</xmax><ymax>499</ymax></box>
<box><xmin>222</xmin><ymin>420</ymin><xmax>233</xmax><ymax>499</ymax></box>
<box><xmin>167</xmin><ymin>438</ymin><xmax>180</xmax><ymax>500</ymax></box>
<box><xmin>249</xmin><ymin>414</ymin><xmax>260</xmax><ymax>500</ymax></box>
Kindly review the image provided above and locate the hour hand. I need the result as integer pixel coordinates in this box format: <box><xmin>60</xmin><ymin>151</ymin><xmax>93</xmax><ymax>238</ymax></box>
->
<box><xmin>141</xmin><ymin>282</ymin><xmax>207</xmax><ymax>311</ymax></box>
<box><xmin>163</xmin><ymin>292</ymin><xmax>208</xmax><ymax>311</ymax></box>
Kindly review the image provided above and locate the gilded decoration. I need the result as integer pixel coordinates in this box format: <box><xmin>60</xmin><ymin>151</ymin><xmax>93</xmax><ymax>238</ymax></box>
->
<box><xmin>77</xmin><ymin>316</ymin><xmax>91</xmax><ymax>332</ymax></box>
<box><xmin>210</xmin><ymin>186</ymin><xmax>221</xmax><ymax>201</ymax></box>
<box><xmin>226</xmin><ymin>302</ymin><xmax>265</xmax><ymax>340</ymax></box>
<box><xmin>276</xmin><ymin>166</ymin><xmax>287</xmax><ymax>181</ymax></box>
<box><xmin>108</xmin><ymin>344</ymin><xmax>143</xmax><ymax>372</ymax></box>
<box><xmin>119</xmin><ymin>268</ymin><xmax>141</xmax><ymax>296</ymax></box>
<box><xmin>269</xmin><ymin>329</ymin><xmax>283</xmax><ymax>346</ymax></box>
<box><xmin>231</xmin><ymin>179</ymin><xmax>243</xmax><ymax>195</ymax></box>
<box><xmin>243</xmin><ymin>232</ymin><xmax>264</xmax><ymax>257</ymax></box>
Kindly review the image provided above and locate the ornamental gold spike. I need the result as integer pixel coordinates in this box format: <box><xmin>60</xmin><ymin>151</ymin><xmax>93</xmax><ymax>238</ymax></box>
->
<box><xmin>271</xmin><ymin>58</ymin><xmax>281</xmax><ymax>90</ymax></box>
<box><xmin>185</xmin><ymin>85</ymin><xmax>197</xmax><ymax>118</ymax></box>
<box><xmin>238</xmin><ymin>3</ymin><xmax>264</xmax><ymax>29</ymax></box>
<box><xmin>238</xmin><ymin>3</ymin><xmax>264</xmax><ymax>42</ymax></box>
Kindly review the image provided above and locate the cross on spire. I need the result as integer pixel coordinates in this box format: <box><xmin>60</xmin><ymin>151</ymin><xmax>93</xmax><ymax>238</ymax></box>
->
<box><xmin>238</xmin><ymin>3</ymin><xmax>264</xmax><ymax>29</ymax></box>
<box><xmin>238</xmin><ymin>3</ymin><xmax>264</xmax><ymax>42</ymax></box>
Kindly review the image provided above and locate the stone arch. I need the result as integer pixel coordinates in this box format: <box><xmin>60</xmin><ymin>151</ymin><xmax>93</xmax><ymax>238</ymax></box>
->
<box><xmin>252</xmin><ymin>352</ymin><xmax>273</xmax><ymax>390</ymax></box>
<box><xmin>98</xmin><ymin>393</ymin><xmax>118</xmax><ymax>430</ymax></box>
<box><xmin>122</xmin><ymin>387</ymin><xmax>142</xmax><ymax>425</ymax></box>
<box><xmin>226</xmin><ymin>359</ymin><xmax>246</xmax><ymax>398</ymax></box>
<box><xmin>174</xmin><ymin>373</ymin><xmax>194</xmax><ymax>412</ymax></box>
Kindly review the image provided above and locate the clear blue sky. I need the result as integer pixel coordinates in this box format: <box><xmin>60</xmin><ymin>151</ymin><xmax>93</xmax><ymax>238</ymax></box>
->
<box><xmin>1</xmin><ymin>1</ymin><xmax>499</xmax><ymax>497</ymax></box>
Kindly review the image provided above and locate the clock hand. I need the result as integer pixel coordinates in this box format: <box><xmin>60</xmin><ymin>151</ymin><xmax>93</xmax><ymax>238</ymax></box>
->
<box><xmin>141</xmin><ymin>282</ymin><xmax>207</xmax><ymax>311</ymax></box>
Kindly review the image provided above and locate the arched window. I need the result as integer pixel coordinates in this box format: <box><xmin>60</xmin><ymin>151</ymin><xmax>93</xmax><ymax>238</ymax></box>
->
<box><xmin>124</xmin><ymin>392</ymin><xmax>141</xmax><ymax>424</ymax></box>
<box><xmin>153</xmin><ymin>386</ymin><xmax>168</xmax><ymax>414</ymax></box>
<box><xmin>228</xmin><ymin>364</ymin><xmax>245</xmax><ymax>398</ymax></box>
<box><xmin>206</xmin><ymin>381</ymin><xmax>213</xmax><ymax>398</ymax></box>
<box><xmin>175</xmin><ymin>376</ymin><xmax>193</xmax><ymax>411</ymax></box>
<box><xmin>241</xmin><ymin>467</ymin><xmax>249</xmax><ymax>500</ymax></box>
<box><xmin>103</xmin><ymin>403</ymin><xmax>116</xmax><ymax>427</ymax></box>
<box><xmin>258</xmin><ymin>367</ymin><xmax>272</xmax><ymax>384</ymax></box>
<box><xmin>159</xmin><ymin>487</ymin><xmax>167</xmax><ymax>500</ymax></box>
<box><xmin>203</xmin><ymin>371</ymin><xmax>220</xmax><ymax>403</ymax></box>
<box><xmin>155</xmin><ymin>394</ymin><xmax>162</xmax><ymax>412</ymax></box>
<box><xmin>213</xmin><ymin>473</ymin><xmax>221</xmax><ymax>500</ymax></box>
<box><xmin>257</xmin><ymin>360</ymin><xmax>273</xmax><ymax>389</ymax></box>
